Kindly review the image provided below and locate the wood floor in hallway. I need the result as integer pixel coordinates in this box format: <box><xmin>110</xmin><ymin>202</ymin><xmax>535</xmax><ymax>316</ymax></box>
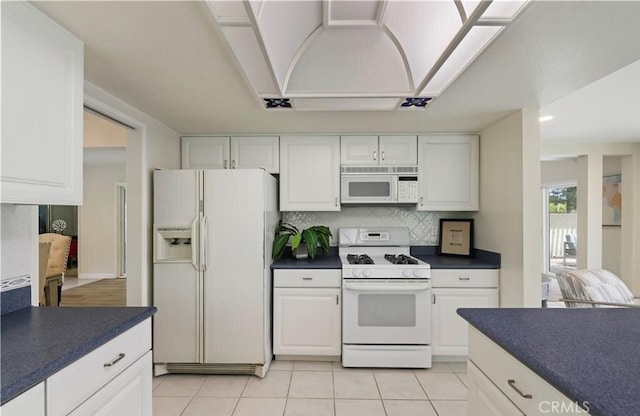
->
<box><xmin>60</xmin><ymin>278</ymin><xmax>126</xmax><ymax>307</ymax></box>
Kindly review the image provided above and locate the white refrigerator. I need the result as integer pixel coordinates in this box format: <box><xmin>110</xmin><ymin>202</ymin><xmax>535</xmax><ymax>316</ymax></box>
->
<box><xmin>152</xmin><ymin>169</ymin><xmax>279</xmax><ymax>377</ymax></box>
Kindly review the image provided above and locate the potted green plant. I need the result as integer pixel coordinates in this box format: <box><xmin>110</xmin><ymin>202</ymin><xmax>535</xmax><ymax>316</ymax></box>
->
<box><xmin>272</xmin><ymin>221</ymin><xmax>332</xmax><ymax>260</ymax></box>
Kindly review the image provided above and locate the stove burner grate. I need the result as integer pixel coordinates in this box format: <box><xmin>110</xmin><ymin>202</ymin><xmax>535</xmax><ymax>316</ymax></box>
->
<box><xmin>347</xmin><ymin>254</ymin><xmax>375</xmax><ymax>265</ymax></box>
<box><xmin>384</xmin><ymin>254</ymin><xmax>419</xmax><ymax>265</ymax></box>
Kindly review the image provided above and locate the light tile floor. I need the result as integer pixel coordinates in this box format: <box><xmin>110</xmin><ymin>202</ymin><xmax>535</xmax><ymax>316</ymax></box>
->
<box><xmin>153</xmin><ymin>361</ymin><xmax>468</xmax><ymax>416</ymax></box>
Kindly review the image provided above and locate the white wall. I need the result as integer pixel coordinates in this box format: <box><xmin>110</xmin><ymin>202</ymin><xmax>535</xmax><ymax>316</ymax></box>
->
<box><xmin>84</xmin><ymin>81</ymin><xmax>180</xmax><ymax>306</ymax></box>
<box><xmin>474</xmin><ymin>110</ymin><xmax>542</xmax><ymax>307</ymax></box>
<box><xmin>84</xmin><ymin>111</ymin><xmax>127</xmax><ymax>147</ymax></box>
<box><xmin>79</xmin><ymin>155</ymin><xmax>126</xmax><ymax>278</ymax></box>
<box><xmin>541</xmin><ymin>158</ymin><xmax>577</xmax><ymax>186</ymax></box>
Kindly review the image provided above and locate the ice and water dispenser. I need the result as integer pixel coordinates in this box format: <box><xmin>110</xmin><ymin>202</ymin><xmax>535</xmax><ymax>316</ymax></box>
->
<box><xmin>153</xmin><ymin>226</ymin><xmax>193</xmax><ymax>262</ymax></box>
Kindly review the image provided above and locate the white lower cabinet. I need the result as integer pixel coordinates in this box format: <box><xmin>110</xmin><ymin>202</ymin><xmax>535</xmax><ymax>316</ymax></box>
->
<box><xmin>273</xmin><ymin>270</ymin><xmax>341</xmax><ymax>357</ymax></box>
<box><xmin>431</xmin><ymin>269</ymin><xmax>499</xmax><ymax>357</ymax></box>
<box><xmin>468</xmin><ymin>361</ymin><xmax>525</xmax><ymax>416</ymax></box>
<box><xmin>68</xmin><ymin>351</ymin><xmax>152</xmax><ymax>416</ymax></box>
<box><xmin>468</xmin><ymin>327</ymin><xmax>589</xmax><ymax>416</ymax></box>
<box><xmin>1</xmin><ymin>383</ymin><xmax>45</xmax><ymax>416</ymax></box>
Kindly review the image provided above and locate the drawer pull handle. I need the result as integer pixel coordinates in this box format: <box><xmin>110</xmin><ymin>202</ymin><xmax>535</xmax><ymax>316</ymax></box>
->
<box><xmin>302</xmin><ymin>277</ymin><xmax>313</xmax><ymax>280</ymax></box>
<box><xmin>104</xmin><ymin>353</ymin><xmax>126</xmax><ymax>367</ymax></box>
<box><xmin>508</xmin><ymin>379</ymin><xmax>532</xmax><ymax>399</ymax></box>
<box><xmin>458</xmin><ymin>277</ymin><xmax>470</xmax><ymax>281</ymax></box>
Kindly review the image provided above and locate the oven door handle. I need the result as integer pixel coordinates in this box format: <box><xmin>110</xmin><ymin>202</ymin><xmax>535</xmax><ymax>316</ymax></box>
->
<box><xmin>343</xmin><ymin>282</ymin><xmax>430</xmax><ymax>292</ymax></box>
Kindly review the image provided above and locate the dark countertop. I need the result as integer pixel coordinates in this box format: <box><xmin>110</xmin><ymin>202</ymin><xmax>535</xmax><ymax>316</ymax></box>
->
<box><xmin>411</xmin><ymin>246</ymin><xmax>500</xmax><ymax>269</ymax></box>
<box><xmin>458</xmin><ymin>308</ymin><xmax>640</xmax><ymax>416</ymax></box>
<box><xmin>271</xmin><ymin>247</ymin><xmax>342</xmax><ymax>269</ymax></box>
<box><xmin>271</xmin><ymin>246</ymin><xmax>500</xmax><ymax>269</ymax></box>
<box><xmin>271</xmin><ymin>254</ymin><xmax>342</xmax><ymax>269</ymax></box>
<box><xmin>1</xmin><ymin>306</ymin><xmax>157</xmax><ymax>405</ymax></box>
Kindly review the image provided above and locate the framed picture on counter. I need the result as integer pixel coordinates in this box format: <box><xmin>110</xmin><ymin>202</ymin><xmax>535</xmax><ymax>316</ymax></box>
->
<box><xmin>438</xmin><ymin>219</ymin><xmax>474</xmax><ymax>257</ymax></box>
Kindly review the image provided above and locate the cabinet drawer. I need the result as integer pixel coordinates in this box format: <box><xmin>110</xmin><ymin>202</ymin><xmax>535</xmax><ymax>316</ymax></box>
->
<box><xmin>431</xmin><ymin>269</ymin><xmax>498</xmax><ymax>288</ymax></box>
<box><xmin>1</xmin><ymin>383</ymin><xmax>45</xmax><ymax>416</ymax></box>
<box><xmin>47</xmin><ymin>319</ymin><xmax>151</xmax><ymax>416</ymax></box>
<box><xmin>274</xmin><ymin>269</ymin><xmax>341</xmax><ymax>288</ymax></box>
<box><xmin>469</xmin><ymin>327</ymin><xmax>580</xmax><ymax>415</ymax></box>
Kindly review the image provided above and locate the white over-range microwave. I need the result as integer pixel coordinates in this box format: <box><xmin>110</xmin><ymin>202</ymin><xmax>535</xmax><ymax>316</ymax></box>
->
<box><xmin>341</xmin><ymin>166</ymin><xmax>419</xmax><ymax>204</ymax></box>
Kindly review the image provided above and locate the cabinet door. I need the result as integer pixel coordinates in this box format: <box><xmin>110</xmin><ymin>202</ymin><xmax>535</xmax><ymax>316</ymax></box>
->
<box><xmin>418</xmin><ymin>135</ymin><xmax>479</xmax><ymax>211</ymax></box>
<box><xmin>431</xmin><ymin>288</ymin><xmax>498</xmax><ymax>356</ymax></box>
<box><xmin>181</xmin><ymin>136</ymin><xmax>230</xmax><ymax>169</ymax></box>
<box><xmin>280</xmin><ymin>136</ymin><xmax>340</xmax><ymax>211</ymax></box>
<box><xmin>379</xmin><ymin>135</ymin><xmax>417</xmax><ymax>165</ymax></box>
<box><xmin>340</xmin><ymin>136</ymin><xmax>378</xmax><ymax>165</ymax></box>
<box><xmin>68</xmin><ymin>352</ymin><xmax>152</xmax><ymax>416</ymax></box>
<box><xmin>274</xmin><ymin>288</ymin><xmax>341</xmax><ymax>356</ymax></box>
<box><xmin>468</xmin><ymin>361</ymin><xmax>525</xmax><ymax>416</ymax></box>
<box><xmin>1</xmin><ymin>2</ymin><xmax>83</xmax><ymax>205</ymax></box>
<box><xmin>1</xmin><ymin>383</ymin><xmax>45</xmax><ymax>416</ymax></box>
<box><xmin>230</xmin><ymin>136</ymin><xmax>279</xmax><ymax>173</ymax></box>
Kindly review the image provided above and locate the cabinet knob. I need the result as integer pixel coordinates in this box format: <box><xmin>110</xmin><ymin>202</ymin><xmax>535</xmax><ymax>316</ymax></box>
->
<box><xmin>373</xmin><ymin>150</ymin><xmax>377</xmax><ymax>161</ymax></box>
<box><xmin>232</xmin><ymin>160</ymin><xmax>236</xmax><ymax>169</ymax></box>
<box><xmin>458</xmin><ymin>277</ymin><xmax>470</xmax><ymax>281</ymax></box>
<box><xmin>381</xmin><ymin>151</ymin><xmax>385</xmax><ymax>161</ymax></box>
<box><xmin>224</xmin><ymin>160</ymin><xmax>228</xmax><ymax>169</ymax></box>
<box><xmin>302</xmin><ymin>277</ymin><xmax>313</xmax><ymax>280</ymax></box>
<box><xmin>420</xmin><ymin>197</ymin><xmax>424</xmax><ymax>206</ymax></box>
<box><xmin>335</xmin><ymin>197</ymin><xmax>339</xmax><ymax>207</ymax></box>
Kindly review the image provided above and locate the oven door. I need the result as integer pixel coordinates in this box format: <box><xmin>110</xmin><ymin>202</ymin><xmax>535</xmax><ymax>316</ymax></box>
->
<box><xmin>342</xmin><ymin>279</ymin><xmax>431</xmax><ymax>345</ymax></box>
<box><xmin>341</xmin><ymin>175</ymin><xmax>396</xmax><ymax>204</ymax></box>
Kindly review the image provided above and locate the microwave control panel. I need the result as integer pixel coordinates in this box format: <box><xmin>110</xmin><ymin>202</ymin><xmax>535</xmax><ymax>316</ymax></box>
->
<box><xmin>398</xmin><ymin>176</ymin><xmax>419</xmax><ymax>203</ymax></box>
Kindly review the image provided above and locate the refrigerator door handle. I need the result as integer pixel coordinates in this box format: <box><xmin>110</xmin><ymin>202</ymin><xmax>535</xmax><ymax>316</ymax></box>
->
<box><xmin>200</xmin><ymin>215</ymin><xmax>208</xmax><ymax>271</ymax></box>
<box><xmin>191</xmin><ymin>217</ymin><xmax>199</xmax><ymax>270</ymax></box>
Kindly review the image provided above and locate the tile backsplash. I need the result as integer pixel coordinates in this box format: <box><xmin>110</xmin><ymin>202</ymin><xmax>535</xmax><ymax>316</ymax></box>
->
<box><xmin>283</xmin><ymin>207</ymin><xmax>453</xmax><ymax>245</ymax></box>
<box><xmin>1</xmin><ymin>204</ymin><xmax>32</xmax><ymax>292</ymax></box>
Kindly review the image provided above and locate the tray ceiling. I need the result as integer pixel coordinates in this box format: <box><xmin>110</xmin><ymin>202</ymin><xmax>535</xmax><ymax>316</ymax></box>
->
<box><xmin>206</xmin><ymin>0</ymin><xmax>528</xmax><ymax>111</ymax></box>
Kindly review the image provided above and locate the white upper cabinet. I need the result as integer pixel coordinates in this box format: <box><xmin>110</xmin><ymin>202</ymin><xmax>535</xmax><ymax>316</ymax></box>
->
<box><xmin>182</xmin><ymin>137</ymin><xmax>230</xmax><ymax>169</ymax></box>
<box><xmin>417</xmin><ymin>135</ymin><xmax>479</xmax><ymax>211</ymax></box>
<box><xmin>280</xmin><ymin>136</ymin><xmax>340</xmax><ymax>211</ymax></box>
<box><xmin>181</xmin><ymin>136</ymin><xmax>279</xmax><ymax>173</ymax></box>
<box><xmin>1</xmin><ymin>1</ymin><xmax>83</xmax><ymax>205</ymax></box>
<box><xmin>341</xmin><ymin>135</ymin><xmax>417</xmax><ymax>165</ymax></box>
<box><xmin>230</xmin><ymin>136</ymin><xmax>279</xmax><ymax>172</ymax></box>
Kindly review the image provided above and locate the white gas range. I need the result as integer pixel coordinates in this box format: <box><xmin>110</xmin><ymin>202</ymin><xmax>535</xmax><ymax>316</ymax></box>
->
<box><xmin>339</xmin><ymin>228</ymin><xmax>432</xmax><ymax>369</ymax></box>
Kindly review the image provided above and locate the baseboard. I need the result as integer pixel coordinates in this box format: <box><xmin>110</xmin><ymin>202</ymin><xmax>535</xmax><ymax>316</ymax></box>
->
<box><xmin>76</xmin><ymin>273</ymin><xmax>117</xmax><ymax>280</ymax></box>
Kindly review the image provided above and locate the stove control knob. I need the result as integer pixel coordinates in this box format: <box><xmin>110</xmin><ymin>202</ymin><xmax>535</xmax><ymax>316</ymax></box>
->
<box><xmin>413</xmin><ymin>269</ymin><xmax>425</xmax><ymax>278</ymax></box>
<box><xmin>352</xmin><ymin>269</ymin><xmax>361</xmax><ymax>278</ymax></box>
<box><xmin>363</xmin><ymin>269</ymin><xmax>371</xmax><ymax>278</ymax></box>
<box><xmin>403</xmin><ymin>269</ymin><xmax>413</xmax><ymax>278</ymax></box>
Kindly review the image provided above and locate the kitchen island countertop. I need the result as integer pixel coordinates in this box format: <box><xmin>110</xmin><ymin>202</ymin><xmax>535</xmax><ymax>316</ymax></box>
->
<box><xmin>1</xmin><ymin>306</ymin><xmax>157</xmax><ymax>405</ymax></box>
<box><xmin>458</xmin><ymin>307</ymin><xmax>640</xmax><ymax>416</ymax></box>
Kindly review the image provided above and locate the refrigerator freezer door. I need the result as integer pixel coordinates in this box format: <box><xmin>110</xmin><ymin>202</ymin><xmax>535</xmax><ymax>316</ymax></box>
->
<box><xmin>153</xmin><ymin>263</ymin><xmax>202</xmax><ymax>363</ymax></box>
<box><xmin>202</xmin><ymin>170</ymin><xmax>267</xmax><ymax>364</ymax></box>
<box><xmin>153</xmin><ymin>169</ymin><xmax>200</xmax><ymax>225</ymax></box>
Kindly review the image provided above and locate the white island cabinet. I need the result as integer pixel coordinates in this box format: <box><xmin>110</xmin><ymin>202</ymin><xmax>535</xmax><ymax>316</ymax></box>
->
<box><xmin>181</xmin><ymin>136</ymin><xmax>279</xmax><ymax>173</ymax></box>
<box><xmin>279</xmin><ymin>136</ymin><xmax>340</xmax><ymax>211</ymax></box>
<box><xmin>417</xmin><ymin>135</ymin><xmax>479</xmax><ymax>211</ymax></box>
<box><xmin>273</xmin><ymin>269</ymin><xmax>341</xmax><ymax>358</ymax></box>
<box><xmin>47</xmin><ymin>319</ymin><xmax>152</xmax><ymax>416</ymax></box>
<box><xmin>1</xmin><ymin>319</ymin><xmax>152</xmax><ymax>416</ymax></box>
<box><xmin>468</xmin><ymin>327</ymin><xmax>588</xmax><ymax>416</ymax></box>
<box><xmin>1</xmin><ymin>1</ymin><xmax>83</xmax><ymax>205</ymax></box>
<box><xmin>431</xmin><ymin>269</ymin><xmax>498</xmax><ymax>357</ymax></box>
<box><xmin>1</xmin><ymin>383</ymin><xmax>45</xmax><ymax>416</ymax></box>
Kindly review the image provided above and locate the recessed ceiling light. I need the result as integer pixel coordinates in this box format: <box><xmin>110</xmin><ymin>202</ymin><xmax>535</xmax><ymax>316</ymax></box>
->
<box><xmin>539</xmin><ymin>115</ymin><xmax>554</xmax><ymax>122</ymax></box>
